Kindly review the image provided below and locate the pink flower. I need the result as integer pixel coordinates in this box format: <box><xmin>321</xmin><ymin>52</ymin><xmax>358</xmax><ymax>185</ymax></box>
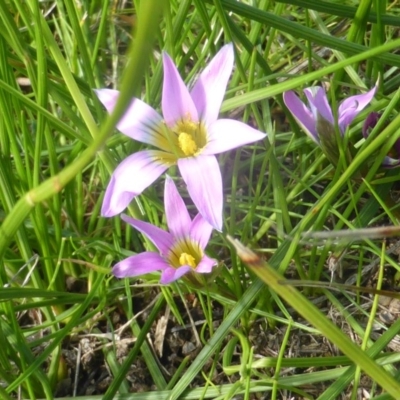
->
<box><xmin>283</xmin><ymin>85</ymin><xmax>377</xmax><ymax>144</ymax></box>
<box><xmin>112</xmin><ymin>176</ymin><xmax>216</xmax><ymax>284</ymax></box>
<box><xmin>95</xmin><ymin>43</ymin><xmax>266</xmax><ymax>231</ymax></box>
<box><xmin>283</xmin><ymin>84</ymin><xmax>377</xmax><ymax>166</ymax></box>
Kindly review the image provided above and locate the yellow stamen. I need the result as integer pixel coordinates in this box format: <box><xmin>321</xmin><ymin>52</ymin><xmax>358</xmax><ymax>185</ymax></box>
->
<box><xmin>179</xmin><ymin>252</ymin><xmax>197</xmax><ymax>268</ymax></box>
<box><xmin>178</xmin><ymin>132</ymin><xmax>198</xmax><ymax>156</ymax></box>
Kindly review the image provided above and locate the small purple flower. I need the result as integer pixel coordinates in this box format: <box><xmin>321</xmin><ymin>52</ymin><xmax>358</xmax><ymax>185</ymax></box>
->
<box><xmin>362</xmin><ymin>112</ymin><xmax>400</xmax><ymax>167</ymax></box>
<box><xmin>112</xmin><ymin>176</ymin><xmax>217</xmax><ymax>284</ymax></box>
<box><xmin>95</xmin><ymin>43</ymin><xmax>266</xmax><ymax>231</ymax></box>
<box><xmin>283</xmin><ymin>85</ymin><xmax>377</xmax><ymax>144</ymax></box>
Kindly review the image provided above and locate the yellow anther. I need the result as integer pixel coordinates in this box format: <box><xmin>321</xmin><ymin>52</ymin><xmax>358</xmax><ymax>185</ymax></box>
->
<box><xmin>178</xmin><ymin>132</ymin><xmax>198</xmax><ymax>156</ymax></box>
<box><xmin>179</xmin><ymin>252</ymin><xmax>196</xmax><ymax>268</ymax></box>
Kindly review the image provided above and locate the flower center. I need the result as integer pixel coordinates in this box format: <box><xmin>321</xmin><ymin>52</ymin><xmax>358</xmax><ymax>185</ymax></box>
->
<box><xmin>179</xmin><ymin>252</ymin><xmax>197</xmax><ymax>268</ymax></box>
<box><xmin>173</xmin><ymin>119</ymin><xmax>207</xmax><ymax>157</ymax></box>
<box><xmin>168</xmin><ymin>239</ymin><xmax>202</xmax><ymax>270</ymax></box>
<box><xmin>178</xmin><ymin>132</ymin><xmax>198</xmax><ymax>156</ymax></box>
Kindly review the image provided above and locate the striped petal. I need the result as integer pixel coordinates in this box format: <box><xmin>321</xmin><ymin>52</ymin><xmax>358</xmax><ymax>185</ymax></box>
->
<box><xmin>101</xmin><ymin>150</ymin><xmax>172</xmax><ymax>217</ymax></box>
<box><xmin>95</xmin><ymin>89</ymin><xmax>169</xmax><ymax>151</ymax></box>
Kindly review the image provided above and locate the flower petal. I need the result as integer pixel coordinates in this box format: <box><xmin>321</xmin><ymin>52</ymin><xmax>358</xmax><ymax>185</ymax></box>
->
<box><xmin>162</xmin><ymin>52</ymin><xmax>198</xmax><ymax>127</ymax></box>
<box><xmin>190</xmin><ymin>43</ymin><xmax>234</xmax><ymax>126</ymax></box>
<box><xmin>94</xmin><ymin>88</ymin><xmax>119</xmax><ymax>111</ymax></box>
<box><xmin>94</xmin><ymin>89</ymin><xmax>169</xmax><ymax>150</ymax></box>
<box><xmin>203</xmin><ymin>119</ymin><xmax>266</xmax><ymax>155</ymax></box>
<box><xmin>195</xmin><ymin>254</ymin><xmax>217</xmax><ymax>273</ymax></box>
<box><xmin>189</xmin><ymin>214</ymin><xmax>213</xmax><ymax>249</ymax></box>
<box><xmin>338</xmin><ymin>85</ymin><xmax>377</xmax><ymax>131</ymax></box>
<box><xmin>121</xmin><ymin>214</ymin><xmax>174</xmax><ymax>255</ymax></box>
<box><xmin>101</xmin><ymin>150</ymin><xmax>172</xmax><ymax>217</ymax></box>
<box><xmin>160</xmin><ymin>266</ymin><xmax>191</xmax><ymax>284</ymax></box>
<box><xmin>283</xmin><ymin>91</ymin><xmax>318</xmax><ymax>143</ymax></box>
<box><xmin>112</xmin><ymin>252</ymin><xmax>169</xmax><ymax>278</ymax></box>
<box><xmin>382</xmin><ymin>157</ymin><xmax>400</xmax><ymax>168</ymax></box>
<box><xmin>304</xmin><ymin>86</ymin><xmax>334</xmax><ymax>126</ymax></box>
<box><xmin>178</xmin><ymin>155</ymin><xmax>223</xmax><ymax>231</ymax></box>
<box><xmin>164</xmin><ymin>176</ymin><xmax>191</xmax><ymax>238</ymax></box>
<box><xmin>362</xmin><ymin>112</ymin><xmax>381</xmax><ymax>138</ymax></box>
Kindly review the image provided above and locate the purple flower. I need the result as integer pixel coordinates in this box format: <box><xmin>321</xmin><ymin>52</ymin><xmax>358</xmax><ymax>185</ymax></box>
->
<box><xmin>95</xmin><ymin>43</ymin><xmax>266</xmax><ymax>231</ymax></box>
<box><xmin>362</xmin><ymin>112</ymin><xmax>400</xmax><ymax>168</ymax></box>
<box><xmin>283</xmin><ymin>84</ymin><xmax>377</xmax><ymax>166</ymax></box>
<box><xmin>112</xmin><ymin>176</ymin><xmax>216</xmax><ymax>284</ymax></box>
<box><xmin>283</xmin><ymin>85</ymin><xmax>377</xmax><ymax>144</ymax></box>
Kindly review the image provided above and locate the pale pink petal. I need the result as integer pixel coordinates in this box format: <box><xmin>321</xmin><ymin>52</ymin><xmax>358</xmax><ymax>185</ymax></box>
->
<box><xmin>101</xmin><ymin>150</ymin><xmax>172</xmax><ymax>217</ymax></box>
<box><xmin>94</xmin><ymin>88</ymin><xmax>119</xmax><ymax>111</ymax></box>
<box><xmin>189</xmin><ymin>214</ymin><xmax>213</xmax><ymax>249</ymax></box>
<box><xmin>164</xmin><ymin>176</ymin><xmax>191</xmax><ymax>238</ymax></box>
<box><xmin>304</xmin><ymin>86</ymin><xmax>334</xmax><ymax>126</ymax></box>
<box><xmin>203</xmin><ymin>119</ymin><xmax>266</xmax><ymax>155</ymax></box>
<box><xmin>195</xmin><ymin>254</ymin><xmax>217</xmax><ymax>273</ymax></box>
<box><xmin>190</xmin><ymin>44</ymin><xmax>234</xmax><ymax>126</ymax></box>
<box><xmin>338</xmin><ymin>85</ymin><xmax>377</xmax><ymax>131</ymax></box>
<box><xmin>178</xmin><ymin>155</ymin><xmax>223</xmax><ymax>231</ymax></box>
<box><xmin>162</xmin><ymin>53</ymin><xmax>198</xmax><ymax>127</ymax></box>
<box><xmin>283</xmin><ymin>91</ymin><xmax>318</xmax><ymax>143</ymax></box>
<box><xmin>112</xmin><ymin>252</ymin><xmax>169</xmax><ymax>278</ymax></box>
<box><xmin>94</xmin><ymin>89</ymin><xmax>169</xmax><ymax>150</ymax></box>
<box><xmin>121</xmin><ymin>214</ymin><xmax>174</xmax><ymax>255</ymax></box>
<box><xmin>160</xmin><ymin>266</ymin><xmax>191</xmax><ymax>284</ymax></box>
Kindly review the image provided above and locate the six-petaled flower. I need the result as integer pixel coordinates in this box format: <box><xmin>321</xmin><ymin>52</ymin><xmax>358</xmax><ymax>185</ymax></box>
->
<box><xmin>283</xmin><ymin>84</ymin><xmax>377</xmax><ymax>166</ymax></box>
<box><xmin>100</xmin><ymin>43</ymin><xmax>381</xmax><ymax>284</ymax></box>
<box><xmin>96</xmin><ymin>43</ymin><xmax>266</xmax><ymax>231</ymax></box>
<box><xmin>283</xmin><ymin>85</ymin><xmax>377</xmax><ymax>144</ymax></box>
<box><xmin>112</xmin><ymin>176</ymin><xmax>217</xmax><ymax>284</ymax></box>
